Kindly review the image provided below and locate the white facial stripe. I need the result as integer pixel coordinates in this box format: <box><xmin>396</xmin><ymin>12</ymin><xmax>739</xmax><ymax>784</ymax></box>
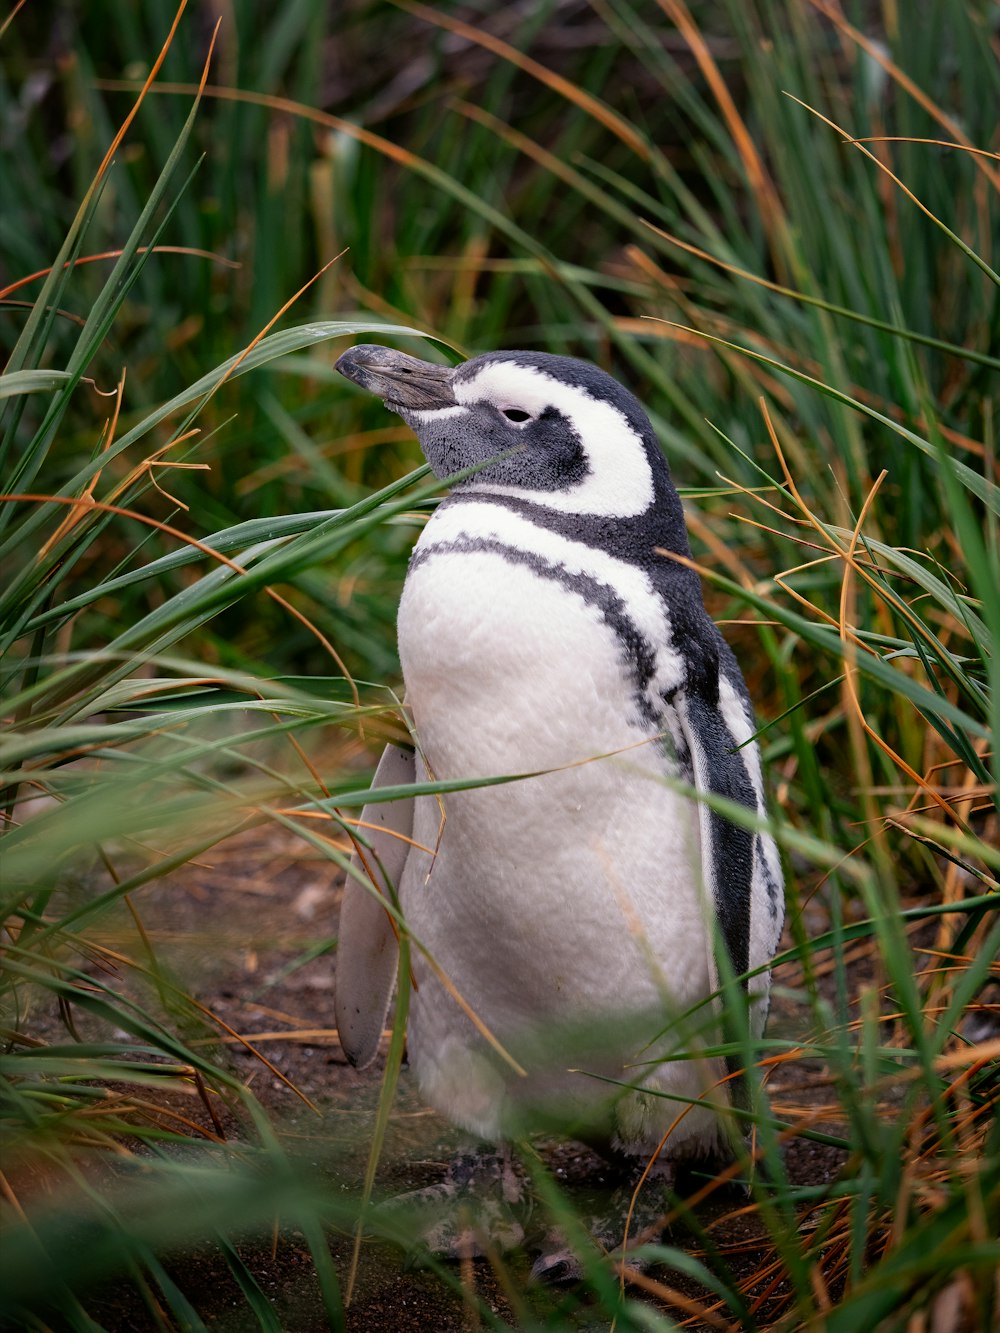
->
<box><xmin>455</xmin><ymin>365</ymin><xmax>558</xmax><ymax>417</ymax></box>
<box><xmin>419</xmin><ymin>499</ymin><xmax>686</xmax><ymax>703</ymax></box>
<box><xmin>404</xmin><ymin>404</ymin><xmax>465</xmax><ymax>421</ymax></box>
<box><xmin>454</xmin><ymin>362</ymin><xmax>655</xmax><ymax>518</ymax></box>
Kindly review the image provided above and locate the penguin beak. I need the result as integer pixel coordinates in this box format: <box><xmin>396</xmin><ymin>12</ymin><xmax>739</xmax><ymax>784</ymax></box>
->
<box><xmin>335</xmin><ymin>344</ymin><xmax>457</xmax><ymax>412</ymax></box>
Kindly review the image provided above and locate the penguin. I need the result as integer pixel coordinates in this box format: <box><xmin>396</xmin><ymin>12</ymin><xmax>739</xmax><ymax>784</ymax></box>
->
<box><xmin>333</xmin><ymin>344</ymin><xmax>784</xmax><ymax>1274</ymax></box>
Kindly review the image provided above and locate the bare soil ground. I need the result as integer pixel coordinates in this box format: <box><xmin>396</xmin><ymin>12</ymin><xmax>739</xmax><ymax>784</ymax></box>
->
<box><xmin>29</xmin><ymin>824</ymin><xmax>857</xmax><ymax>1331</ymax></box>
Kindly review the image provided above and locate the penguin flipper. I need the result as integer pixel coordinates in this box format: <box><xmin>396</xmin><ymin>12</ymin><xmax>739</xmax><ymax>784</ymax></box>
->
<box><xmin>335</xmin><ymin>742</ymin><xmax>414</xmax><ymax>1069</ymax></box>
<box><xmin>674</xmin><ymin>685</ymin><xmax>756</xmax><ymax>992</ymax></box>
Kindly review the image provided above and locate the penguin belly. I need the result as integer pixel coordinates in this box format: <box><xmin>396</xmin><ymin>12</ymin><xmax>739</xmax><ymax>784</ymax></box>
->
<box><xmin>396</xmin><ymin>528</ymin><xmax>726</xmax><ymax>1157</ymax></box>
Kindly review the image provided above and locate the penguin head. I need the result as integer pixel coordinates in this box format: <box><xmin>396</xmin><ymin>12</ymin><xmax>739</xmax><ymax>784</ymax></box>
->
<box><xmin>336</xmin><ymin>345</ymin><xmax>669</xmax><ymax>519</ymax></box>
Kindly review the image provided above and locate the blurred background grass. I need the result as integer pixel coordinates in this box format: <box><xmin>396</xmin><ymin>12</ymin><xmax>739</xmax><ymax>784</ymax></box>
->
<box><xmin>1</xmin><ymin>1</ymin><xmax>998</xmax><ymax>1329</ymax></box>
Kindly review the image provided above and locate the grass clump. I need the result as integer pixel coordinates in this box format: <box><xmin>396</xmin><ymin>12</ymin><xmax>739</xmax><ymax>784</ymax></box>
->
<box><xmin>1</xmin><ymin>1</ymin><xmax>997</xmax><ymax>1329</ymax></box>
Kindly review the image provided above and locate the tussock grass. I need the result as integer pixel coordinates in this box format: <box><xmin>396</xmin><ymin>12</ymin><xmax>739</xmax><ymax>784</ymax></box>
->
<box><xmin>1</xmin><ymin>1</ymin><xmax>997</xmax><ymax>1328</ymax></box>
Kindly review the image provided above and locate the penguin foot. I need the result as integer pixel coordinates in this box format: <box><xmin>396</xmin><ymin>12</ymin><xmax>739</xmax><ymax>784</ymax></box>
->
<box><xmin>379</xmin><ymin>1144</ymin><xmax>528</xmax><ymax>1260</ymax></box>
<box><xmin>421</xmin><ymin>1194</ymin><xmax>525</xmax><ymax>1260</ymax></box>
<box><xmin>529</xmin><ymin>1241</ymin><xmax>647</xmax><ymax>1286</ymax></box>
<box><xmin>530</xmin><ymin>1176</ymin><xmax>673</xmax><ymax>1285</ymax></box>
<box><xmin>530</xmin><ymin>1241</ymin><xmax>584</xmax><ymax>1285</ymax></box>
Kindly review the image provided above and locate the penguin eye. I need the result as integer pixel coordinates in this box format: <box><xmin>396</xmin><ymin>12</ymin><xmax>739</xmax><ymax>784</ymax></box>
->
<box><xmin>501</xmin><ymin>407</ymin><xmax>532</xmax><ymax>423</ymax></box>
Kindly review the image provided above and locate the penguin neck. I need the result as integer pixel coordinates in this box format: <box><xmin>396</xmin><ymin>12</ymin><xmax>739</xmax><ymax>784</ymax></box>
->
<box><xmin>442</xmin><ymin>464</ymin><xmax>692</xmax><ymax>573</ymax></box>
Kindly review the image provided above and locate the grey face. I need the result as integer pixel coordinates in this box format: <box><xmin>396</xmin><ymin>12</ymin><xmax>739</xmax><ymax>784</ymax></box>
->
<box><xmin>335</xmin><ymin>344</ymin><xmax>589</xmax><ymax>492</ymax></box>
<box><xmin>336</xmin><ymin>344</ymin><xmax>666</xmax><ymax>521</ymax></box>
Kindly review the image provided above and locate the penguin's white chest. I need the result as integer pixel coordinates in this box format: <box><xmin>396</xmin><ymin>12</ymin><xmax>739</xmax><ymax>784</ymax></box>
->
<box><xmin>394</xmin><ymin>517</ymin><xmax>717</xmax><ymax>1147</ymax></box>
<box><xmin>399</xmin><ymin>543</ymin><xmax>642</xmax><ymax>776</ymax></box>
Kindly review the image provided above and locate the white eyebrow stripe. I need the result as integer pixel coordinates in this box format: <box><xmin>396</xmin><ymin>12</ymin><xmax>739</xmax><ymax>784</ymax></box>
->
<box><xmin>455</xmin><ymin>362</ymin><xmax>655</xmax><ymax>518</ymax></box>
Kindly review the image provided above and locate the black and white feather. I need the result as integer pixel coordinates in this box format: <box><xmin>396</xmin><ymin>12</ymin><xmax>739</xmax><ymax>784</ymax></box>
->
<box><xmin>335</xmin><ymin>345</ymin><xmax>784</xmax><ymax>1162</ymax></box>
